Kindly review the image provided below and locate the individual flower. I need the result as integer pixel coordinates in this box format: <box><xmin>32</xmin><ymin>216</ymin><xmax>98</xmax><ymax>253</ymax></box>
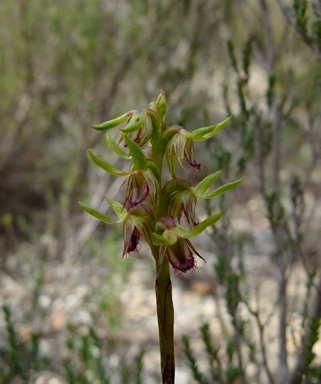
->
<box><xmin>155</xmin><ymin>216</ymin><xmax>204</xmax><ymax>273</ymax></box>
<box><xmin>88</xmin><ymin>136</ymin><xmax>159</xmax><ymax>209</ymax></box>
<box><xmin>122</xmin><ymin>136</ymin><xmax>159</xmax><ymax>208</ymax></box>
<box><xmin>79</xmin><ymin>198</ymin><xmax>154</xmax><ymax>257</ymax></box>
<box><xmin>153</xmin><ymin>214</ymin><xmax>222</xmax><ymax>273</ymax></box>
<box><xmin>124</xmin><ymin>168</ymin><xmax>158</xmax><ymax>207</ymax></box>
<box><xmin>164</xmin><ymin>117</ymin><xmax>235</xmax><ymax>178</ymax></box>
<box><xmin>119</xmin><ymin>112</ymin><xmax>153</xmax><ymax>147</ymax></box>
<box><xmin>165</xmin><ymin>237</ymin><xmax>204</xmax><ymax>272</ymax></box>
<box><xmin>167</xmin><ymin>186</ymin><xmax>197</xmax><ymax>227</ymax></box>
<box><xmin>162</xmin><ymin>179</ymin><xmax>198</xmax><ymax>227</ymax></box>
<box><xmin>122</xmin><ymin>205</ymin><xmax>154</xmax><ymax>256</ymax></box>
<box><xmin>165</xmin><ymin>127</ymin><xmax>200</xmax><ymax>178</ymax></box>
<box><xmin>163</xmin><ymin>173</ymin><xmax>243</xmax><ymax>228</ymax></box>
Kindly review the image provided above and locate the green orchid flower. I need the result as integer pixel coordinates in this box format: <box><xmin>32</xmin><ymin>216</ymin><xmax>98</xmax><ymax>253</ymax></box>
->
<box><xmin>165</xmin><ymin>126</ymin><xmax>201</xmax><ymax>178</ymax></box>
<box><xmin>79</xmin><ymin>198</ymin><xmax>154</xmax><ymax>256</ymax></box>
<box><xmin>124</xmin><ymin>169</ymin><xmax>158</xmax><ymax>208</ymax></box>
<box><xmin>153</xmin><ymin>213</ymin><xmax>223</xmax><ymax>273</ymax></box>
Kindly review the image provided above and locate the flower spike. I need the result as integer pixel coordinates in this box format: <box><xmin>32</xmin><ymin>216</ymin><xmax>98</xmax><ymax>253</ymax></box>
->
<box><xmin>81</xmin><ymin>91</ymin><xmax>242</xmax><ymax>384</ymax></box>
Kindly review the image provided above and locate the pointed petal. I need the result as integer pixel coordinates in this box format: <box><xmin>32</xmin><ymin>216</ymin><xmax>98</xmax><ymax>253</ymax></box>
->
<box><xmin>88</xmin><ymin>150</ymin><xmax>130</xmax><ymax>176</ymax></box>
<box><xmin>193</xmin><ymin>170</ymin><xmax>222</xmax><ymax>195</ymax></box>
<box><xmin>143</xmin><ymin>169</ymin><xmax>158</xmax><ymax>206</ymax></box>
<box><xmin>125</xmin><ymin>172</ymin><xmax>149</xmax><ymax>207</ymax></box>
<box><xmin>162</xmin><ymin>179</ymin><xmax>191</xmax><ymax>196</ymax></box>
<box><xmin>182</xmin><ymin>192</ymin><xmax>197</xmax><ymax>226</ymax></box>
<box><xmin>175</xmin><ymin>212</ymin><xmax>224</xmax><ymax>238</ymax></box>
<box><xmin>165</xmin><ymin>133</ymin><xmax>185</xmax><ymax>177</ymax></box>
<box><xmin>167</xmin><ymin>191</ymin><xmax>185</xmax><ymax>221</ymax></box>
<box><xmin>106</xmin><ymin>133</ymin><xmax>128</xmax><ymax>159</ymax></box>
<box><xmin>105</xmin><ymin>197</ymin><xmax>127</xmax><ymax>220</ymax></box>
<box><xmin>175</xmin><ymin>134</ymin><xmax>187</xmax><ymax>168</ymax></box>
<box><xmin>79</xmin><ymin>201</ymin><xmax>125</xmax><ymax>224</ymax></box>
<box><xmin>185</xmin><ymin>239</ymin><xmax>205</xmax><ymax>262</ymax></box>
<box><xmin>121</xmin><ymin>110</ymin><xmax>146</xmax><ymax>133</ymax></box>
<box><xmin>125</xmin><ymin>137</ymin><xmax>147</xmax><ymax>171</ymax></box>
<box><xmin>167</xmin><ymin>189</ymin><xmax>197</xmax><ymax>226</ymax></box>
<box><xmin>166</xmin><ymin>148</ymin><xmax>178</xmax><ymax>178</ymax></box>
<box><xmin>197</xmin><ymin>179</ymin><xmax>243</xmax><ymax>199</ymax></box>
<box><xmin>181</xmin><ymin>117</ymin><xmax>232</xmax><ymax>141</ymax></box>
<box><xmin>131</xmin><ymin>212</ymin><xmax>154</xmax><ymax>249</ymax></box>
<box><xmin>123</xmin><ymin>218</ymin><xmax>136</xmax><ymax>256</ymax></box>
<box><xmin>91</xmin><ymin>111</ymin><xmax>132</xmax><ymax>131</ymax></box>
<box><xmin>184</xmin><ymin>139</ymin><xmax>200</xmax><ymax>171</ymax></box>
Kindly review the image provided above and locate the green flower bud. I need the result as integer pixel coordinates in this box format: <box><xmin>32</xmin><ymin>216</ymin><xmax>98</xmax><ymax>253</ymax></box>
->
<box><xmin>156</xmin><ymin>89</ymin><xmax>166</xmax><ymax>122</ymax></box>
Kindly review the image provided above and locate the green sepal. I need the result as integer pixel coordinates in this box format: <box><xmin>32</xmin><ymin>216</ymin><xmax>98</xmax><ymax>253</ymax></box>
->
<box><xmin>105</xmin><ymin>197</ymin><xmax>127</xmax><ymax>220</ymax></box>
<box><xmin>106</xmin><ymin>134</ymin><xmax>128</xmax><ymax>159</ymax></box>
<box><xmin>79</xmin><ymin>201</ymin><xmax>126</xmax><ymax>224</ymax></box>
<box><xmin>175</xmin><ymin>212</ymin><xmax>224</xmax><ymax>238</ymax></box>
<box><xmin>162</xmin><ymin>179</ymin><xmax>191</xmax><ymax>197</ymax></box>
<box><xmin>197</xmin><ymin>179</ymin><xmax>243</xmax><ymax>199</ymax></box>
<box><xmin>88</xmin><ymin>150</ymin><xmax>130</xmax><ymax>176</ymax></box>
<box><xmin>130</xmin><ymin>210</ymin><xmax>154</xmax><ymax>249</ymax></box>
<box><xmin>153</xmin><ymin>212</ymin><xmax>223</xmax><ymax>245</ymax></box>
<box><xmin>167</xmin><ymin>190</ymin><xmax>188</xmax><ymax>220</ymax></box>
<box><xmin>121</xmin><ymin>110</ymin><xmax>146</xmax><ymax>133</ymax></box>
<box><xmin>91</xmin><ymin>112</ymin><xmax>131</xmax><ymax>131</ymax></box>
<box><xmin>193</xmin><ymin>170</ymin><xmax>222</xmax><ymax>195</ymax></box>
<box><xmin>160</xmin><ymin>126</ymin><xmax>180</xmax><ymax>147</ymax></box>
<box><xmin>125</xmin><ymin>137</ymin><xmax>147</xmax><ymax>171</ymax></box>
<box><xmin>182</xmin><ymin>117</ymin><xmax>232</xmax><ymax>141</ymax></box>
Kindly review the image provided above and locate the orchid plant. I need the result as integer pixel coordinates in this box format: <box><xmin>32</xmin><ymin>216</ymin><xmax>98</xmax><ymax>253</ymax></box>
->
<box><xmin>80</xmin><ymin>91</ymin><xmax>242</xmax><ymax>383</ymax></box>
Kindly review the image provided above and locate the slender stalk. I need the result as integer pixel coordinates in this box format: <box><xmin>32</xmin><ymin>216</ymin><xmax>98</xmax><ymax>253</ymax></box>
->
<box><xmin>155</xmin><ymin>249</ymin><xmax>175</xmax><ymax>384</ymax></box>
<box><xmin>151</xmin><ymin>111</ymin><xmax>175</xmax><ymax>382</ymax></box>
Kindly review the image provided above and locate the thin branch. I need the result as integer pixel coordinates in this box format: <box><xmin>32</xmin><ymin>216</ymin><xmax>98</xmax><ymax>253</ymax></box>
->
<box><xmin>287</xmin><ymin>275</ymin><xmax>321</xmax><ymax>384</ymax></box>
<box><xmin>259</xmin><ymin>0</ymin><xmax>276</xmax><ymax>72</ymax></box>
<box><xmin>242</xmin><ymin>297</ymin><xmax>275</xmax><ymax>384</ymax></box>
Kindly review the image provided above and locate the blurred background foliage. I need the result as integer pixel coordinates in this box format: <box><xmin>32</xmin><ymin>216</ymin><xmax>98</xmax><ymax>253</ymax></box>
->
<box><xmin>0</xmin><ymin>0</ymin><xmax>321</xmax><ymax>383</ymax></box>
<box><xmin>1</xmin><ymin>0</ymin><xmax>319</xmax><ymax>247</ymax></box>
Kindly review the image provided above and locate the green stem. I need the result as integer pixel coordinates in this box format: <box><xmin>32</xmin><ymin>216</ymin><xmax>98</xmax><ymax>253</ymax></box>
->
<box><xmin>150</xmin><ymin>116</ymin><xmax>175</xmax><ymax>382</ymax></box>
<box><xmin>155</xmin><ymin>248</ymin><xmax>175</xmax><ymax>384</ymax></box>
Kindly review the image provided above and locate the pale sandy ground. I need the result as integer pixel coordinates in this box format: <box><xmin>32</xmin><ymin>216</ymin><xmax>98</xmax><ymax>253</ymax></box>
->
<box><xmin>0</xmin><ymin>200</ymin><xmax>320</xmax><ymax>383</ymax></box>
